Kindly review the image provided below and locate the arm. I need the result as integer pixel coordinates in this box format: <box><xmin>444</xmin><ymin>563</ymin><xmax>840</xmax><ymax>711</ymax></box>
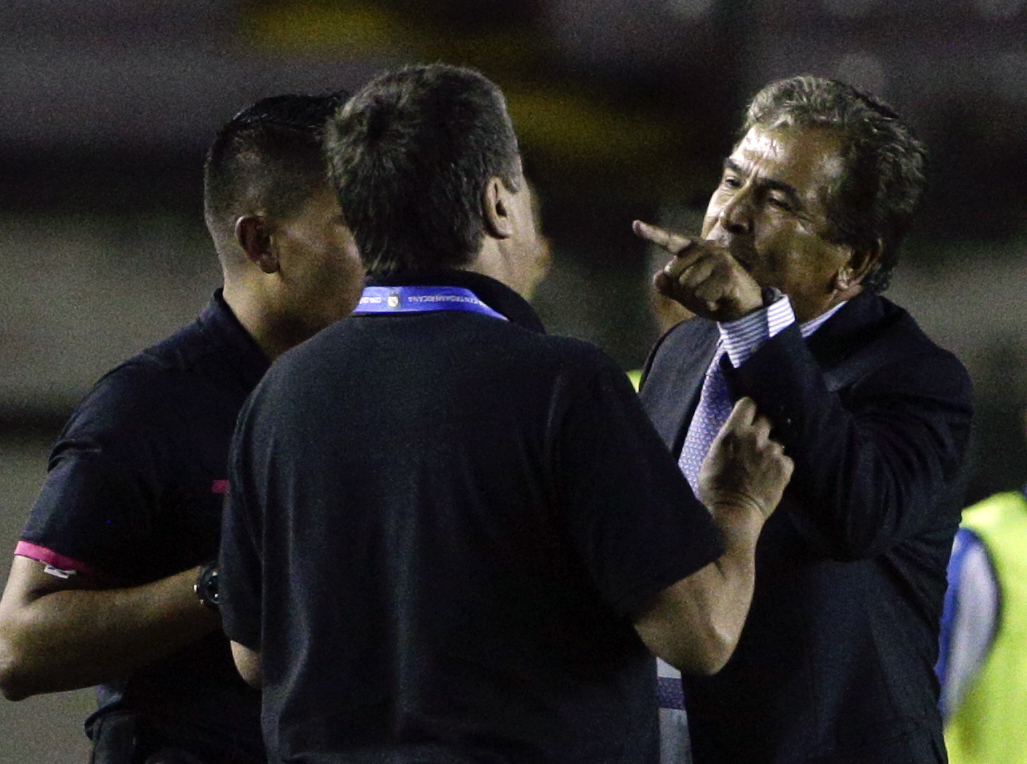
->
<box><xmin>936</xmin><ymin>527</ymin><xmax>998</xmax><ymax>722</ymax></box>
<box><xmin>633</xmin><ymin>398</ymin><xmax>793</xmax><ymax>674</ymax></box>
<box><xmin>634</xmin><ymin>218</ymin><xmax>972</xmax><ymax>556</ymax></box>
<box><xmin>0</xmin><ymin>556</ymin><xmax>219</xmax><ymax>700</ymax></box>
<box><xmin>731</xmin><ymin>324</ymin><xmax>972</xmax><ymax>557</ymax></box>
<box><xmin>230</xmin><ymin>641</ymin><xmax>262</xmax><ymax>688</ymax></box>
<box><xmin>218</xmin><ymin>405</ymin><xmax>266</xmax><ymax>686</ymax></box>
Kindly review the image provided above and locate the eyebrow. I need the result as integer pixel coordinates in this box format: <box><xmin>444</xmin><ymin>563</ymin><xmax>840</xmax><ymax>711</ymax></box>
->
<box><xmin>724</xmin><ymin>157</ymin><xmax>803</xmax><ymax>210</ymax></box>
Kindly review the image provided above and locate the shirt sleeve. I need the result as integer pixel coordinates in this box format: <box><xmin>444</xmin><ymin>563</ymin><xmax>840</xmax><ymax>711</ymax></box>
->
<box><xmin>17</xmin><ymin>371</ymin><xmax>164</xmax><ymax>581</ymax></box>
<box><xmin>218</xmin><ymin>398</ymin><xmax>264</xmax><ymax>651</ymax></box>
<box><xmin>936</xmin><ymin>527</ymin><xmax>999</xmax><ymax>722</ymax></box>
<box><xmin>555</xmin><ymin>354</ymin><xmax>724</xmax><ymax>618</ymax></box>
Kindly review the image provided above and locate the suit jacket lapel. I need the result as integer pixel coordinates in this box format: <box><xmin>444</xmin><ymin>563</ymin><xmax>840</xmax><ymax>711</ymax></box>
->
<box><xmin>640</xmin><ymin>319</ymin><xmax>720</xmax><ymax>455</ymax></box>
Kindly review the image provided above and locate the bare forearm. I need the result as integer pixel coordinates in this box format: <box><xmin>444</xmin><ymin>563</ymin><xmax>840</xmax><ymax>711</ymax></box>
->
<box><xmin>0</xmin><ymin>565</ymin><xmax>219</xmax><ymax>699</ymax></box>
<box><xmin>633</xmin><ymin>398</ymin><xmax>789</xmax><ymax>675</ymax></box>
<box><xmin>643</xmin><ymin>501</ymin><xmax>764</xmax><ymax>675</ymax></box>
<box><xmin>701</xmin><ymin>500</ymin><xmax>765</xmax><ymax>663</ymax></box>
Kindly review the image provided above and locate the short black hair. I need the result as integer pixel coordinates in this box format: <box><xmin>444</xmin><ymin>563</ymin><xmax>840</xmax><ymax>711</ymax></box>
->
<box><xmin>203</xmin><ymin>91</ymin><xmax>349</xmax><ymax>250</ymax></box>
<box><xmin>325</xmin><ymin>64</ymin><xmax>522</xmax><ymax>277</ymax></box>
<box><xmin>743</xmin><ymin>76</ymin><xmax>927</xmax><ymax>293</ymax></box>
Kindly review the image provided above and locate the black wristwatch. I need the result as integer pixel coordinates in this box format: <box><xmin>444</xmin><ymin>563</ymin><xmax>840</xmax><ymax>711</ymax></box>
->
<box><xmin>194</xmin><ymin>561</ymin><xmax>220</xmax><ymax>610</ymax></box>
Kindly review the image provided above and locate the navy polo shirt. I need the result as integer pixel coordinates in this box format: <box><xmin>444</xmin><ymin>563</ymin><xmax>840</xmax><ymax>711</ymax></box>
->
<box><xmin>220</xmin><ymin>270</ymin><xmax>723</xmax><ymax>764</ymax></box>
<box><xmin>18</xmin><ymin>290</ymin><xmax>267</xmax><ymax>757</ymax></box>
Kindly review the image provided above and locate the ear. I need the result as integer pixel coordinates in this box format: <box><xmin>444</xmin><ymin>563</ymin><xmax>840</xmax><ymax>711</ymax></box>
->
<box><xmin>234</xmin><ymin>215</ymin><xmax>280</xmax><ymax>274</ymax></box>
<box><xmin>833</xmin><ymin>238</ymin><xmax>882</xmax><ymax>291</ymax></box>
<box><xmin>482</xmin><ymin>177</ymin><xmax>514</xmax><ymax>240</ymax></box>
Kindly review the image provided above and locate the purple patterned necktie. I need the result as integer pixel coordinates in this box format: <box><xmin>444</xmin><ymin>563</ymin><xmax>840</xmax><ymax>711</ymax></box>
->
<box><xmin>678</xmin><ymin>349</ymin><xmax>733</xmax><ymax>495</ymax></box>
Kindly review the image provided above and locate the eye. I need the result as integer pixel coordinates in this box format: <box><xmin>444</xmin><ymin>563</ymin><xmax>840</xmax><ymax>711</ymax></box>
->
<box><xmin>721</xmin><ymin>174</ymin><xmax>742</xmax><ymax>190</ymax></box>
<box><xmin>767</xmin><ymin>195</ymin><xmax>792</xmax><ymax>211</ymax></box>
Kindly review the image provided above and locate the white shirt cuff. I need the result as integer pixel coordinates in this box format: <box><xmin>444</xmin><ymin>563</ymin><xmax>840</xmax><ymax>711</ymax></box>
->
<box><xmin>718</xmin><ymin>295</ymin><xmax>796</xmax><ymax>368</ymax></box>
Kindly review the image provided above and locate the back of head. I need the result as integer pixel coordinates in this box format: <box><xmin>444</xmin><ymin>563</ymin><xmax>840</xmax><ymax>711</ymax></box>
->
<box><xmin>743</xmin><ymin>76</ymin><xmax>927</xmax><ymax>292</ymax></box>
<box><xmin>204</xmin><ymin>91</ymin><xmax>349</xmax><ymax>265</ymax></box>
<box><xmin>325</xmin><ymin>64</ymin><xmax>522</xmax><ymax>278</ymax></box>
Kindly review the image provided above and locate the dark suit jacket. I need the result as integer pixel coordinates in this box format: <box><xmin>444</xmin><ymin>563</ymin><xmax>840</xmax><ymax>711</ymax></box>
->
<box><xmin>640</xmin><ymin>291</ymin><xmax>973</xmax><ymax>764</ymax></box>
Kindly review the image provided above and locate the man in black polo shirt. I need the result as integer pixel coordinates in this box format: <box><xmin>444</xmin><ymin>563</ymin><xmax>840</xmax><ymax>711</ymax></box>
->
<box><xmin>0</xmin><ymin>92</ymin><xmax>363</xmax><ymax>763</ymax></box>
<box><xmin>219</xmin><ymin>63</ymin><xmax>793</xmax><ymax>764</ymax></box>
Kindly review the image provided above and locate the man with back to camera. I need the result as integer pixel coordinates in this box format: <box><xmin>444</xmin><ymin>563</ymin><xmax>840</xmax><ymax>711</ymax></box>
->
<box><xmin>0</xmin><ymin>91</ymin><xmax>363</xmax><ymax>763</ymax></box>
<box><xmin>217</xmin><ymin>62</ymin><xmax>794</xmax><ymax>764</ymax></box>
<box><xmin>636</xmin><ymin>76</ymin><xmax>974</xmax><ymax>763</ymax></box>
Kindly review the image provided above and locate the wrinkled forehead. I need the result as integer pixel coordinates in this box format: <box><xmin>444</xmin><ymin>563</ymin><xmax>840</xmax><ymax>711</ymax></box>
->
<box><xmin>732</xmin><ymin>125</ymin><xmax>847</xmax><ymax>199</ymax></box>
<box><xmin>736</xmin><ymin>123</ymin><xmax>843</xmax><ymax>166</ymax></box>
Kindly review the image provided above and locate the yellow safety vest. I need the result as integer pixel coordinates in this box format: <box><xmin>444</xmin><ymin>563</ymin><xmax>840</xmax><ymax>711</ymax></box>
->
<box><xmin>945</xmin><ymin>491</ymin><xmax>1027</xmax><ymax>764</ymax></box>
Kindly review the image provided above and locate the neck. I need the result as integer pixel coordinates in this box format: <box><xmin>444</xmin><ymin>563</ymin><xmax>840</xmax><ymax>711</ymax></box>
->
<box><xmin>459</xmin><ymin>239</ymin><xmax>525</xmax><ymax>297</ymax></box>
<box><xmin>221</xmin><ymin>279</ymin><xmax>290</xmax><ymax>361</ymax></box>
<box><xmin>794</xmin><ymin>284</ymin><xmax>862</xmax><ymax>325</ymax></box>
<box><xmin>458</xmin><ymin>242</ymin><xmax>497</xmax><ymax>280</ymax></box>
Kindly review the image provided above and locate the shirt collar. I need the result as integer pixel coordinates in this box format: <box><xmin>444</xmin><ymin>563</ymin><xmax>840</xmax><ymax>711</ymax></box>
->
<box><xmin>198</xmin><ymin>289</ymin><xmax>271</xmax><ymax>391</ymax></box>
<box><xmin>799</xmin><ymin>300</ymin><xmax>848</xmax><ymax>339</ymax></box>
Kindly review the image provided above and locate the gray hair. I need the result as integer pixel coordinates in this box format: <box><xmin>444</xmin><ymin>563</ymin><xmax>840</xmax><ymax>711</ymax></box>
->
<box><xmin>743</xmin><ymin>76</ymin><xmax>927</xmax><ymax>292</ymax></box>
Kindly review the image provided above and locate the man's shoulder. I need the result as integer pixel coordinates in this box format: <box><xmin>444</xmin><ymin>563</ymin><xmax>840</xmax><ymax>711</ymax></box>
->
<box><xmin>647</xmin><ymin>318</ymin><xmax>718</xmax><ymax>366</ymax></box>
<box><xmin>300</xmin><ymin>311</ymin><xmax>621</xmax><ymax>374</ymax></box>
<box><xmin>639</xmin><ymin>317</ymin><xmax>717</xmax><ymax>402</ymax></box>
<box><xmin>487</xmin><ymin>327</ymin><xmax>639</xmax><ymax>396</ymax></box>
<box><xmin>829</xmin><ymin>292</ymin><xmax>938</xmax><ymax>348</ymax></box>
<box><xmin>63</xmin><ymin>315</ymin><xmax>223</xmax><ymax>439</ymax></box>
<box><xmin>824</xmin><ymin>293</ymin><xmax>970</xmax><ymax>388</ymax></box>
<box><xmin>137</xmin><ymin>312</ymin><xmax>220</xmax><ymax>372</ymax></box>
<box><xmin>106</xmin><ymin>316</ymin><xmax>211</xmax><ymax>387</ymax></box>
<box><xmin>521</xmin><ymin>327</ymin><xmax>619</xmax><ymax>365</ymax></box>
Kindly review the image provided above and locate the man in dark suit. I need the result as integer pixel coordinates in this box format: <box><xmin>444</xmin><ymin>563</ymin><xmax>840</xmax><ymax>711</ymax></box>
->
<box><xmin>635</xmin><ymin>76</ymin><xmax>974</xmax><ymax>764</ymax></box>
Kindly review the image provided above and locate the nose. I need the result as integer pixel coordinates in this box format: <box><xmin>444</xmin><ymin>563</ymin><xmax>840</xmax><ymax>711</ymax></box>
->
<box><xmin>717</xmin><ymin>186</ymin><xmax>754</xmax><ymax>235</ymax></box>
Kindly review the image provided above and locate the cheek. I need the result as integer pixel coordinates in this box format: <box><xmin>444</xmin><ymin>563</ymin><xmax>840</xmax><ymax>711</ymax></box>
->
<box><xmin>750</xmin><ymin>228</ymin><xmax>799</xmax><ymax>281</ymax></box>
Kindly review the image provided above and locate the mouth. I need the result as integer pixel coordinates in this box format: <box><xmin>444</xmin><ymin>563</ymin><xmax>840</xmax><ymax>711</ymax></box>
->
<box><xmin>708</xmin><ymin>237</ymin><xmax>756</xmax><ymax>272</ymax></box>
<box><xmin>732</xmin><ymin>255</ymin><xmax>753</xmax><ymax>273</ymax></box>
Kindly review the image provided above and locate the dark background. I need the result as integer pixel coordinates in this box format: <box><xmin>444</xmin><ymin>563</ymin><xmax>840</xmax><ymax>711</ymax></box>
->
<box><xmin>2</xmin><ymin>1</ymin><xmax>1026</xmax><ymax>759</ymax></box>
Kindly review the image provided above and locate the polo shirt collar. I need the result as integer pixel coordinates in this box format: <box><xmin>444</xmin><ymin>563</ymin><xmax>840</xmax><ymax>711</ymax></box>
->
<box><xmin>198</xmin><ymin>289</ymin><xmax>271</xmax><ymax>390</ymax></box>
<box><xmin>367</xmin><ymin>269</ymin><xmax>546</xmax><ymax>334</ymax></box>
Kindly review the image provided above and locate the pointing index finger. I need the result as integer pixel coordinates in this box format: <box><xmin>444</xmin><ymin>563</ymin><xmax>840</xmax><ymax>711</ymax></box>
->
<box><xmin>633</xmin><ymin>220</ymin><xmax>698</xmax><ymax>257</ymax></box>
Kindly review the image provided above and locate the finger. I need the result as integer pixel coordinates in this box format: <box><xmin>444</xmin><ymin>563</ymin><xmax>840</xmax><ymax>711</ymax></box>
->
<box><xmin>654</xmin><ymin>269</ymin><xmax>675</xmax><ymax>297</ymax></box>
<box><xmin>749</xmin><ymin>412</ymin><xmax>774</xmax><ymax>443</ymax></box>
<box><xmin>665</xmin><ymin>246</ymin><xmax>709</xmax><ymax>277</ymax></box>
<box><xmin>678</xmin><ymin>258</ymin><xmax>725</xmax><ymax>302</ymax></box>
<box><xmin>718</xmin><ymin>396</ymin><xmax>758</xmax><ymax>437</ymax></box>
<box><xmin>633</xmin><ymin>220</ymin><xmax>698</xmax><ymax>256</ymax></box>
<box><xmin>780</xmin><ymin>454</ymin><xmax>795</xmax><ymax>481</ymax></box>
<box><xmin>654</xmin><ymin>264</ymin><xmax>702</xmax><ymax>304</ymax></box>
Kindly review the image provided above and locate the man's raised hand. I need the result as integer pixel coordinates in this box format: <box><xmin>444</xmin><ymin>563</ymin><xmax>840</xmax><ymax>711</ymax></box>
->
<box><xmin>698</xmin><ymin>397</ymin><xmax>793</xmax><ymax>520</ymax></box>
<box><xmin>633</xmin><ymin>220</ymin><xmax>763</xmax><ymax>322</ymax></box>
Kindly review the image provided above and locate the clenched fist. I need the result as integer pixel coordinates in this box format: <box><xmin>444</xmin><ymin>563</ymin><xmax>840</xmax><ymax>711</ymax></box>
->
<box><xmin>633</xmin><ymin>220</ymin><xmax>763</xmax><ymax>323</ymax></box>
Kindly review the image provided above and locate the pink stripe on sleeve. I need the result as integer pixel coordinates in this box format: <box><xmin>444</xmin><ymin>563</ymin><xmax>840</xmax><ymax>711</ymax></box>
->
<box><xmin>14</xmin><ymin>541</ymin><xmax>95</xmax><ymax>576</ymax></box>
<box><xmin>212</xmin><ymin>479</ymin><xmax>229</xmax><ymax>494</ymax></box>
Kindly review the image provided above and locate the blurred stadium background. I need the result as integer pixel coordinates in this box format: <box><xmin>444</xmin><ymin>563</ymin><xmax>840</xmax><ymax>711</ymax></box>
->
<box><xmin>2</xmin><ymin>1</ymin><xmax>1026</xmax><ymax>760</ymax></box>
